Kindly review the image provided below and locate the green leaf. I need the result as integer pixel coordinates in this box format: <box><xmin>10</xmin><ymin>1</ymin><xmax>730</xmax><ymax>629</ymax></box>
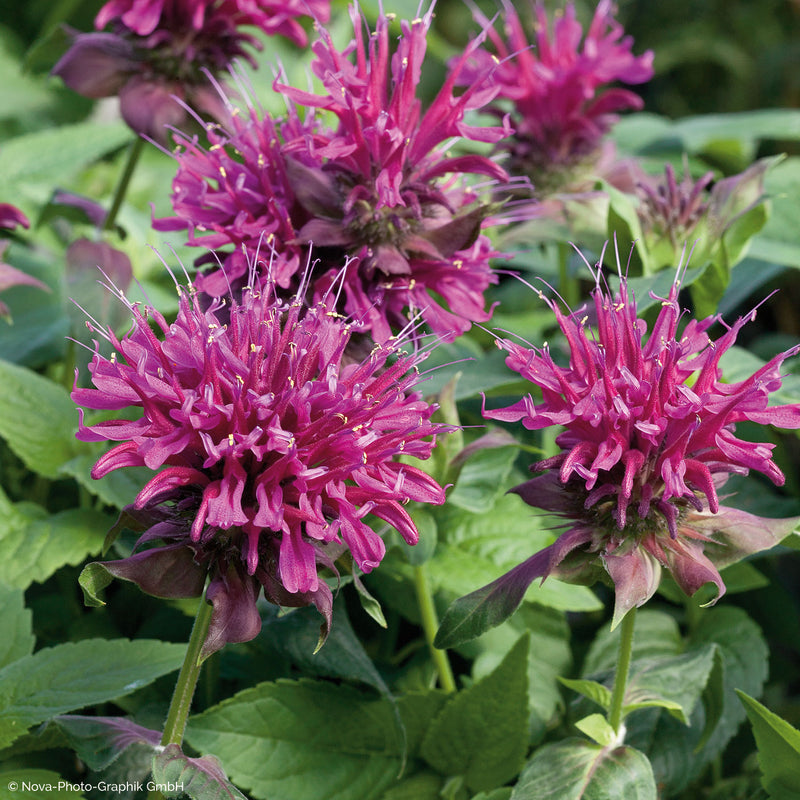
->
<box><xmin>0</xmin><ymin>768</ymin><xmax>86</xmax><ymax>798</ymax></box>
<box><xmin>621</xmin><ymin>606</ymin><xmax>769</xmax><ymax>796</ymax></box>
<box><xmin>0</xmin><ymin>638</ymin><xmax>185</xmax><ymax>748</ymax></box>
<box><xmin>50</xmin><ymin>715</ymin><xmax>161</xmax><ymax>771</ymax></box>
<box><xmin>575</xmin><ymin>714</ymin><xmax>618</xmax><ymax>747</ymax></box>
<box><xmin>186</xmin><ymin>679</ymin><xmax>404</xmax><ymax>800</ymax></box>
<box><xmin>380</xmin><ymin>772</ymin><xmax>443</xmax><ymax>800</ymax></box>
<box><xmin>670</xmin><ymin>109</ymin><xmax>800</xmax><ymax>153</ymax></box>
<box><xmin>690</xmin><ymin>607</ymin><xmax>769</xmax><ymax>763</ymax></box>
<box><xmin>256</xmin><ymin>599</ymin><xmax>390</xmax><ymax>697</ymax></box>
<box><xmin>152</xmin><ymin>744</ymin><xmax>249</xmax><ymax>800</ymax></box>
<box><xmin>78</xmin><ymin>561</ymin><xmax>114</xmax><ymax>607</ymax></box>
<box><xmin>749</xmin><ymin>156</ymin><xmax>800</xmax><ymax>268</ymax></box>
<box><xmin>737</xmin><ymin>691</ymin><xmax>800</xmax><ymax>800</ymax></box>
<box><xmin>468</xmin><ymin>604</ymin><xmax>571</xmax><ymax>745</ymax></box>
<box><xmin>0</xmin><ymin>583</ymin><xmax>34</xmax><ymax>669</ymax></box>
<box><xmin>447</xmin><ymin>445</ymin><xmax>518</xmax><ymax>514</ymax></box>
<box><xmin>0</xmin><ymin>508</ymin><xmax>112</xmax><ymax>590</ymax></box>
<box><xmin>0</xmin><ymin>121</ymin><xmax>132</xmax><ymax>187</ymax></box>
<box><xmin>0</xmin><ymin>359</ymin><xmax>77</xmax><ymax>478</ymax></box>
<box><xmin>59</xmin><ymin>454</ymin><xmax>150</xmax><ymax>510</ymax></box>
<box><xmin>397</xmin><ymin>508</ymin><xmax>437</xmax><ymax>566</ymax></box>
<box><xmin>431</xmin><ymin>493</ymin><xmax>601</xmax><ymax>614</ymax></box>
<box><xmin>421</xmin><ymin>634</ymin><xmax>529</xmax><ymax>792</ymax></box>
<box><xmin>582</xmin><ymin>610</ymin><xmax>683</xmax><ymax>675</ymax></box>
<box><xmin>623</xmin><ymin>645</ymin><xmax>718</xmax><ymax>725</ymax></box>
<box><xmin>558</xmin><ymin>679</ymin><xmax>612</xmax><ymax>712</ymax></box>
<box><xmin>510</xmin><ymin>739</ymin><xmax>657</xmax><ymax>800</ymax></box>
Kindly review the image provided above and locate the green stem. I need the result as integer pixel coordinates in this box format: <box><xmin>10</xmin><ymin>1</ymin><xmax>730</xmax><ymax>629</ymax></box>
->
<box><xmin>608</xmin><ymin>607</ymin><xmax>637</xmax><ymax>733</ymax></box>
<box><xmin>160</xmin><ymin>595</ymin><xmax>213</xmax><ymax>746</ymax></box>
<box><xmin>413</xmin><ymin>563</ymin><xmax>457</xmax><ymax>693</ymax></box>
<box><xmin>103</xmin><ymin>136</ymin><xmax>145</xmax><ymax>232</ymax></box>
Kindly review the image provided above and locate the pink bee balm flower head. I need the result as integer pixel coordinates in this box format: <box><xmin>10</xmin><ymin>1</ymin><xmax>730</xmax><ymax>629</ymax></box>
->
<box><xmin>52</xmin><ymin>0</ymin><xmax>329</xmax><ymax>143</ymax></box>
<box><xmin>157</xmin><ymin>4</ymin><xmax>512</xmax><ymax>343</ymax></box>
<box><xmin>153</xmin><ymin>102</ymin><xmax>320</xmax><ymax>298</ymax></box>
<box><xmin>436</xmin><ymin>254</ymin><xmax>800</xmax><ymax>648</ymax></box>
<box><xmin>72</xmin><ymin>270</ymin><xmax>446</xmax><ymax>657</ymax></box>
<box><xmin>463</xmin><ymin>0</ymin><xmax>653</xmax><ymax>195</ymax></box>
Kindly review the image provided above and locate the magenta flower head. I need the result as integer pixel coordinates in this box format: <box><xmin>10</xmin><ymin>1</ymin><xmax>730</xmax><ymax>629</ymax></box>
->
<box><xmin>52</xmin><ymin>0</ymin><xmax>329</xmax><ymax>142</ymax></box>
<box><xmin>436</xmin><ymin>258</ymin><xmax>800</xmax><ymax>648</ymax></box>
<box><xmin>463</xmin><ymin>0</ymin><xmax>653</xmax><ymax>195</ymax></box>
<box><xmin>72</xmin><ymin>272</ymin><xmax>446</xmax><ymax>657</ymax></box>
<box><xmin>156</xmin><ymin>4</ymin><xmax>511</xmax><ymax>343</ymax></box>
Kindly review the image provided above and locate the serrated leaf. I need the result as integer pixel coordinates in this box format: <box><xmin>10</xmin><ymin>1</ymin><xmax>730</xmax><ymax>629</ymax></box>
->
<box><xmin>421</xmin><ymin>635</ymin><xmax>529</xmax><ymax>792</ymax></box>
<box><xmin>0</xmin><ymin>583</ymin><xmax>34</xmax><ymax>669</ymax></box>
<box><xmin>558</xmin><ymin>678</ymin><xmax>612</xmax><ymax>712</ymax></box>
<box><xmin>0</xmin><ymin>768</ymin><xmax>85</xmax><ymax>798</ymax></box>
<box><xmin>447</xmin><ymin>446</ymin><xmax>518</xmax><ymax>513</ymax></box>
<box><xmin>186</xmin><ymin>679</ymin><xmax>404</xmax><ymax>800</ymax></box>
<box><xmin>0</xmin><ymin>507</ymin><xmax>112</xmax><ymax>590</ymax></box>
<box><xmin>510</xmin><ymin>739</ymin><xmax>657</xmax><ymax>800</ymax></box>
<box><xmin>690</xmin><ymin>607</ymin><xmax>769</xmax><ymax>763</ymax></box>
<box><xmin>152</xmin><ymin>744</ymin><xmax>249</xmax><ymax>800</ymax></box>
<box><xmin>0</xmin><ymin>638</ymin><xmax>185</xmax><ymax>748</ymax></box>
<box><xmin>468</xmin><ymin>604</ymin><xmax>571</xmax><ymax>745</ymax></box>
<box><xmin>256</xmin><ymin>599</ymin><xmax>390</xmax><ymax>697</ymax></box>
<box><xmin>0</xmin><ymin>121</ymin><xmax>132</xmax><ymax>186</ymax></box>
<box><xmin>582</xmin><ymin>610</ymin><xmax>683</xmax><ymax>675</ymax></box>
<box><xmin>51</xmin><ymin>715</ymin><xmax>161</xmax><ymax>771</ymax></box>
<box><xmin>622</xmin><ymin>606</ymin><xmax>770</xmax><ymax>796</ymax></box>
<box><xmin>623</xmin><ymin>645</ymin><xmax>718</xmax><ymax>725</ymax></box>
<box><xmin>737</xmin><ymin>691</ymin><xmax>800</xmax><ymax>800</ymax></box>
<box><xmin>575</xmin><ymin>714</ymin><xmax>617</xmax><ymax>747</ymax></box>
<box><xmin>0</xmin><ymin>358</ymin><xmax>77</xmax><ymax>478</ymax></box>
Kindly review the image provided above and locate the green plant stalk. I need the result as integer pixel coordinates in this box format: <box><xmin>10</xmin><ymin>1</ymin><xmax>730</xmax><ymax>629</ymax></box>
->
<box><xmin>608</xmin><ymin>606</ymin><xmax>637</xmax><ymax>733</ymax></box>
<box><xmin>103</xmin><ymin>136</ymin><xmax>145</xmax><ymax>232</ymax></box>
<box><xmin>413</xmin><ymin>563</ymin><xmax>457</xmax><ymax>692</ymax></box>
<box><xmin>147</xmin><ymin>595</ymin><xmax>213</xmax><ymax>800</ymax></box>
<box><xmin>160</xmin><ymin>595</ymin><xmax>213</xmax><ymax>746</ymax></box>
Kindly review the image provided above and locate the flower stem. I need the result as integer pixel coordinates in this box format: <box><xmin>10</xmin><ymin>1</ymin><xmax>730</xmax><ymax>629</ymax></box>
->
<box><xmin>103</xmin><ymin>136</ymin><xmax>145</xmax><ymax>232</ymax></box>
<box><xmin>160</xmin><ymin>595</ymin><xmax>213</xmax><ymax>746</ymax></box>
<box><xmin>413</xmin><ymin>563</ymin><xmax>457</xmax><ymax>693</ymax></box>
<box><xmin>608</xmin><ymin>607</ymin><xmax>637</xmax><ymax>734</ymax></box>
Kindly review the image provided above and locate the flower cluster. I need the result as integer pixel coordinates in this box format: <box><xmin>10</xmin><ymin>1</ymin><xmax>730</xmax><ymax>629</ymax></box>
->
<box><xmin>437</xmin><ymin>265</ymin><xmax>800</xmax><ymax>645</ymax></box>
<box><xmin>73</xmin><ymin>276</ymin><xmax>446</xmax><ymax>656</ymax></box>
<box><xmin>53</xmin><ymin>0</ymin><xmax>329</xmax><ymax>142</ymax></box>
<box><xmin>463</xmin><ymin>0</ymin><xmax>653</xmax><ymax>195</ymax></box>
<box><xmin>155</xmin><ymin>7</ymin><xmax>511</xmax><ymax>343</ymax></box>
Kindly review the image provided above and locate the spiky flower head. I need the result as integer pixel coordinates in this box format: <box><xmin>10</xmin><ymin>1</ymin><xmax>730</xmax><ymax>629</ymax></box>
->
<box><xmin>72</xmin><ymin>271</ymin><xmax>446</xmax><ymax>656</ymax></box>
<box><xmin>634</xmin><ymin>158</ymin><xmax>772</xmax><ymax>279</ymax></box>
<box><xmin>462</xmin><ymin>0</ymin><xmax>653</xmax><ymax>195</ymax></box>
<box><xmin>436</xmin><ymin>258</ymin><xmax>800</xmax><ymax>647</ymax></box>
<box><xmin>156</xmin><ymin>4</ymin><xmax>511</xmax><ymax>343</ymax></box>
<box><xmin>52</xmin><ymin>0</ymin><xmax>329</xmax><ymax>142</ymax></box>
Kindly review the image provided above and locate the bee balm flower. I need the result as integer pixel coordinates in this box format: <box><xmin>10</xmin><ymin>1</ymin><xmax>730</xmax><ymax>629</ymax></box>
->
<box><xmin>156</xmin><ymin>5</ymin><xmax>511</xmax><ymax>343</ymax></box>
<box><xmin>73</xmin><ymin>274</ymin><xmax>446</xmax><ymax>656</ymax></box>
<box><xmin>462</xmin><ymin>0</ymin><xmax>653</xmax><ymax>196</ymax></box>
<box><xmin>53</xmin><ymin>0</ymin><xmax>329</xmax><ymax>142</ymax></box>
<box><xmin>436</xmin><ymin>262</ymin><xmax>800</xmax><ymax>647</ymax></box>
